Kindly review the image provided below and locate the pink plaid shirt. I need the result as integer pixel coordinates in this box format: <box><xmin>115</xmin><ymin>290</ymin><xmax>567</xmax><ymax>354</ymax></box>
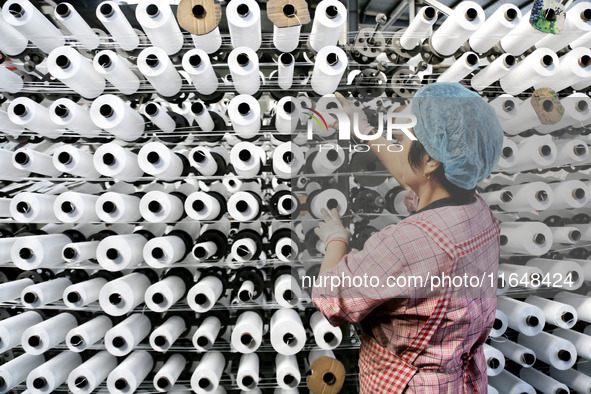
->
<box><xmin>312</xmin><ymin>193</ymin><xmax>500</xmax><ymax>393</ymax></box>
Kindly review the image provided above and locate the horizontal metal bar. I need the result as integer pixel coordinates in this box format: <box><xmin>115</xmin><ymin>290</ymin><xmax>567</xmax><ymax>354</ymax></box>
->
<box><xmin>421</xmin><ymin>0</ymin><xmax>453</xmax><ymax>16</ymax></box>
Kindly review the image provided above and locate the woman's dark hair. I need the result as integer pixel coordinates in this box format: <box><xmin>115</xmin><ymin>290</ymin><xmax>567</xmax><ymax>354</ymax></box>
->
<box><xmin>407</xmin><ymin>139</ymin><xmax>475</xmax><ymax>196</ymax></box>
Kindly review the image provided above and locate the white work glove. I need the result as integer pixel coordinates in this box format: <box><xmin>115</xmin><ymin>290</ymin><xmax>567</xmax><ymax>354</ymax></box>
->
<box><xmin>314</xmin><ymin>208</ymin><xmax>351</xmax><ymax>246</ymax></box>
<box><xmin>333</xmin><ymin>92</ymin><xmax>375</xmax><ymax>136</ymax></box>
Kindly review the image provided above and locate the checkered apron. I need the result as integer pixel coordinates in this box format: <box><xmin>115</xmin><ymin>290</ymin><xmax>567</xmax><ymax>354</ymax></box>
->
<box><xmin>359</xmin><ymin>196</ymin><xmax>500</xmax><ymax>393</ymax></box>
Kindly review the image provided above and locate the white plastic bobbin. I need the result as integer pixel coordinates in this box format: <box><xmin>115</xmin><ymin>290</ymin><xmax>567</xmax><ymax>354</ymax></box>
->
<box><xmin>190</xmin><ymin>351</ymin><xmax>225</xmax><ymax>394</ymax></box>
<box><xmin>98</xmin><ymin>272</ymin><xmax>152</xmax><ymax>316</ymax></box>
<box><xmin>143</xmin><ymin>102</ymin><xmax>176</xmax><ymax>133</ymax></box>
<box><xmin>46</xmin><ymin>46</ymin><xmax>105</xmax><ymax>99</ymax></box>
<box><xmin>106</xmin><ymin>350</ymin><xmax>153</xmax><ymax>394</ymax></box>
<box><xmin>21</xmin><ymin>278</ymin><xmax>72</xmax><ymax>308</ymax></box>
<box><xmin>499</xmin><ymin>48</ymin><xmax>559</xmax><ymax>95</ymax></box>
<box><xmin>471</xmin><ymin>54</ymin><xmax>516</xmax><ymax>92</ymax></box>
<box><xmin>138</xmin><ymin>142</ymin><xmax>186</xmax><ymax>181</ymax></box>
<box><xmin>310</xmin><ymin>310</ymin><xmax>342</xmax><ymax>349</ymax></box>
<box><xmin>104</xmin><ymin>314</ymin><xmax>152</xmax><ymax>357</ymax></box>
<box><xmin>49</xmin><ymin>99</ymin><xmax>101</xmax><ymax>139</ymax></box>
<box><xmin>272</xmin><ymin>142</ymin><xmax>304</xmax><ymax>179</ymax></box>
<box><xmin>10</xmin><ymin>192</ymin><xmax>58</xmax><ymax>223</ymax></box>
<box><xmin>2</xmin><ymin>0</ymin><xmax>65</xmax><ymax>53</ymax></box>
<box><xmin>430</xmin><ymin>1</ymin><xmax>485</xmax><ymax>56</ymax></box>
<box><xmin>0</xmin><ymin>311</ymin><xmax>43</xmax><ymax>353</ymax></box>
<box><xmin>228</xmin><ymin>46</ymin><xmax>261</xmax><ymax>95</ymax></box>
<box><xmin>311</xmin><ymin>147</ymin><xmax>345</xmax><ymax>176</ymax></box>
<box><xmin>11</xmin><ymin>233</ymin><xmax>70</xmax><ymax>270</ymax></box>
<box><xmin>228</xmin><ymin>94</ymin><xmax>261</xmax><ymax>139</ymax></box>
<box><xmin>62</xmin><ymin>240</ymin><xmax>99</xmax><ymax>264</ymax></box>
<box><xmin>139</xmin><ymin>190</ymin><xmax>185</xmax><ymax>223</ymax></box>
<box><xmin>226</xmin><ymin>0</ymin><xmax>261</xmax><ymax>50</ymax></box>
<box><xmin>0</xmin><ymin>109</ymin><xmax>25</xmax><ymax>138</ymax></box>
<box><xmin>437</xmin><ymin>52</ymin><xmax>479</xmax><ymax>83</ymax></box>
<box><xmin>67</xmin><ymin>351</ymin><xmax>117</xmax><ymax>394</ymax></box>
<box><xmin>96</xmin><ymin>1</ymin><xmax>139</xmax><ymax>50</ymax></box>
<box><xmin>21</xmin><ymin>313</ymin><xmax>78</xmax><ymax>355</ymax></box>
<box><xmin>0</xmin><ymin>353</ymin><xmax>45</xmax><ymax>393</ymax></box>
<box><xmin>26</xmin><ymin>350</ymin><xmax>82</xmax><ymax>394</ymax></box>
<box><xmin>0</xmin><ymin>277</ymin><xmax>34</xmax><ymax>302</ymax></box>
<box><xmin>536</xmin><ymin>47</ymin><xmax>591</xmax><ymax>93</ymax></box>
<box><xmin>150</xmin><ymin>316</ymin><xmax>187</xmax><ymax>352</ymax></box>
<box><xmin>135</xmin><ymin>0</ymin><xmax>183</xmax><ymax>55</ymax></box>
<box><xmin>144</xmin><ymin>234</ymin><xmax>192</xmax><ymax>268</ymax></box>
<box><xmin>66</xmin><ymin>315</ymin><xmax>113</xmax><ymax>352</ymax></box>
<box><xmin>96</xmin><ymin>233</ymin><xmax>150</xmax><ymax>271</ymax></box>
<box><xmin>93</xmin><ymin>50</ymin><xmax>140</xmax><ymax>95</ymax></box>
<box><xmin>0</xmin><ymin>11</ymin><xmax>28</xmax><ymax>56</ymax></box>
<box><xmin>185</xmin><ymin>191</ymin><xmax>223</xmax><ymax>221</ymax></box>
<box><xmin>63</xmin><ymin>277</ymin><xmax>109</xmax><ymax>309</ymax></box>
<box><xmin>311</xmin><ymin>45</ymin><xmax>348</xmax><ymax>95</ymax></box>
<box><xmin>0</xmin><ymin>66</ymin><xmax>23</xmax><ymax>93</ymax></box>
<box><xmin>525</xmin><ymin>296</ymin><xmax>577</xmax><ymax>329</ymax></box>
<box><xmin>230</xmin><ymin>141</ymin><xmax>262</xmax><ymax>178</ymax></box>
<box><xmin>8</xmin><ymin>96</ymin><xmax>60</xmax><ymax>139</ymax></box>
<box><xmin>12</xmin><ymin>148</ymin><xmax>63</xmax><ymax>178</ymax></box>
<box><xmin>152</xmin><ymin>353</ymin><xmax>185</xmax><ymax>391</ymax></box>
<box><xmin>93</xmin><ymin>143</ymin><xmax>144</xmax><ymax>180</ymax></box>
<box><xmin>469</xmin><ymin>4</ymin><xmax>520</xmax><ymax>54</ymax></box>
<box><xmin>231</xmin><ymin>311</ymin><xmax>263</xmax><ymax>354</ymax></box>
<box><xmin>182</xmin><ymin>48</ymin><xmax>218</xmax><ymax>95</ymax></box>
<box><xmin>277</xmin><ymin>52</ymin><xmax>295</xmax><ymax>89</ymax></box>
<box><xmin>274</xmin><ymin>97</ymin><xmax>300</xmax><ymax>135</ymax></box>
<box><xmin>95</xmin><ymin>192</ymin><xmax>142</xmax><ymax>223</ymax></box>
<box><xmin>54</xmin><ymin>2</ymin><xmax>100</xmax><ymax>50</ymax></box>
<box><xmin>270</xmin><ymin>308</ymin><xmax>306</xmax><ymax>355</ymax></box>
<box><xmin>274</xmin><ymin>274</ymin><xmax>302</xmax><ymax>308</ymax></box>
<box><xmin>54</xmin><ymin>192</ymin><xmax>100</xmax><ymax>223</ymax></box>
<box><xmin>191</xmin><ymin>28</ymin><xmax>222</xmax><ymax>54</ymax></box>
<box><xmin>308</xmin><ymin>0</ymin><xmax>347</xmax><ymax>51</ymax></box>
<box><xmin>276</xmin><ymin>354</ymin><xmax>301</xmax><ymax>390</ymax></box>
<box><xmin>231</xmin><ymin>238</ymin><xmax>258</xmax><ymax>263</ymax></box>
<box><xmin>274</xmin><ymin>16</ymin><xmax>301</xmax><ymax>51</ymax></box>
<box><xmin>549</xmin><ymin>180</ymin><xmax>588</xmax><ymax>210</ymax></box>
<box><xmin>137</xmin><ymin>46</ymin><xmax>183</xmax><ymax>97</ymax></box>
<box><xmin>53</xmin><ymin>145</ymin><xmax>100</xmax><ymax>178</ymax></box>
<box><xmin>193</xmin><ymin>316</ymin><xmax>222</xmax><ymax>352</ymax></box>
<box><xmin>187</xmin><ymin>275</ymin><xmax>224</xmax><ymax>313</ymax></box>
<box><xmin>144</xmin><ymin>275</ymin><xmax>187</xmax><ymax>313</ymax></box>
<box><xmin>189</xmin><ymin>147</ymin><xmax>228</xmax><ymax>176</ymax></box>
<box><xmin>190</xmin><ymin>101</ymin><xmax>215</xmax><ymax>132</ymax></box>
<box><xmin>274</xmin><ymin>236</ymin><xmax>298</xmax><ymax>263</ymax></box>
<box><xmin>399</xmin><ymin>6</ymin><xmax>438</xmax><ymax>50</ymax></box>
<box><xmin>227</xmin><ymin>191</ymin><xmax>261</xmax><ymax>222</ymax></box>
<box><xmin>308</xmin><ymin>188</ymin><xmax>348</xmax><ymax>219</ymax></box>
<box><xmin>237</xmin><ymin>353</ymin><xmax>259</xmax><ymax>391</ymax></box>
<box><xmin>90</xmin><ymin>95</ymin><xmax>145</xmax><ymax>142</ymax></box>
<box><xmin>223</xmin><ymin>176</ymin><xmax>243</xmax><ymax>194</ymax></box>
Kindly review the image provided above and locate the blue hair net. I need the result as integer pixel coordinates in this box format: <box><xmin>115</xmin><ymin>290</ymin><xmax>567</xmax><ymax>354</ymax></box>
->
<box><xmin>410</xmin><ymin>82</ymin><xmax>504</xmax><ymax>190</ymax></box>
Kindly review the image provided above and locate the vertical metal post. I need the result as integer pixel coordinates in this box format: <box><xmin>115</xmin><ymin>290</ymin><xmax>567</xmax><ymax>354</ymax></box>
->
<box><xmin>381</xmin><ymin>0</ymin><xmax>410</xmax><ymax>31</ymax></box>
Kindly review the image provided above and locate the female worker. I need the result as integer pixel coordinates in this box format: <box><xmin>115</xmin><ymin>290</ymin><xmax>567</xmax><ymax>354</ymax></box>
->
<box><xmin>311</xmin><ymin>82</ymin><xmax>504</xmax><ymax>393</ymax></box>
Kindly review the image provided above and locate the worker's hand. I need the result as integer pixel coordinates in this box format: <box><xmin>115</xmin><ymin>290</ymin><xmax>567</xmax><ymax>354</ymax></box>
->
<box><xmin>314</xmin><ymin>208</ymin><xmax>351</xmax><ymax>246</ymax></box>
<box><xmin>331</xmin><ymin>92</ymin><xmax>375</xmax><ymax>136</ymax></box>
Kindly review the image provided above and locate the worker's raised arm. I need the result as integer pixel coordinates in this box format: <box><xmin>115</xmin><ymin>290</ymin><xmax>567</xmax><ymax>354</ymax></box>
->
<box><xmin>365</xmin><ymin>134</ymin><xmax>408</xmax><ymax>190</ymax></box>
<box><xmin>333</xmin><ymin>92</ymin><xmax>408</xmax><ymax>189</ymax></box>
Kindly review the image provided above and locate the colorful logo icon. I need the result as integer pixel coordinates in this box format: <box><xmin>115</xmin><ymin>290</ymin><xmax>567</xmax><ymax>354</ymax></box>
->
<box><xmin>303</xmin><ymin>107</ymin><xmax>328</xmax><ymax>131</ymax></box>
